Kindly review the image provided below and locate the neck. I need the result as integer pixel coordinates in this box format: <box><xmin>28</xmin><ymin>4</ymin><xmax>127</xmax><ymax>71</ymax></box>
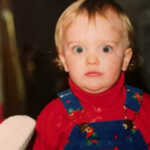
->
<box><xmin>68</xmin><ymin>72</ymin><xmax>125</xmax><ymax>108</ymax></box>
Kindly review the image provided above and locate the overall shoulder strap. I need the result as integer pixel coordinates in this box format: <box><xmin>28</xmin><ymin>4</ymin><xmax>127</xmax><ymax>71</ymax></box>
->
<box><xmin>125</xmin><ymin>85</ymin><xmax>143</xmax><ymax>112</ymax></box>
<box><xmin>57</xmin><ymin>89</ymin><xmax>83</xmax><ymax>115</ymax></box>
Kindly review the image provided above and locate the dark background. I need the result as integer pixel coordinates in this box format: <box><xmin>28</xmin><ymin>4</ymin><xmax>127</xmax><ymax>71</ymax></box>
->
<box><xmin>11</xmin><ymin>0</ymin><xmax>150</xmax><ymax>118</ymax></box>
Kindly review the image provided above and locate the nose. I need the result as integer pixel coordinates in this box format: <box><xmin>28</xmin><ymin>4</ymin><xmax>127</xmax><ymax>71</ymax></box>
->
<box><xmin>86</xmin><ymin>53</ymin><xmax>99</xmax><ymax>65</ymax></box>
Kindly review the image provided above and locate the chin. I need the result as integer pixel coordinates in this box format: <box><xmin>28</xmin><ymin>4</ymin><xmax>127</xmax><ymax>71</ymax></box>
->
<box><xmin>83</xmin><ymin>86</ymin><xmax>107</xmax><ymax>94</ymax></box>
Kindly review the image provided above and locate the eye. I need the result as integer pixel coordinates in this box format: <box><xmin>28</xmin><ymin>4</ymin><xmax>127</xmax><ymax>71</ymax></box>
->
<box><xmin>73</xmin><ymin>46</ymin><xmax>84</xmax><ymax>53</ymax></box>
<box><xmin>102</xmin><ymin>45</ymin><xmax>112</xmax><ymax>53</ymax></box>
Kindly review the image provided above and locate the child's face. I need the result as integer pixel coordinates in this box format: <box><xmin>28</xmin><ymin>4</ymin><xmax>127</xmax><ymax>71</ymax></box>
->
<box><xmin>59</xmin><ymin>11</ymin><xmax>132</xmax><ymax>94</ymax></box>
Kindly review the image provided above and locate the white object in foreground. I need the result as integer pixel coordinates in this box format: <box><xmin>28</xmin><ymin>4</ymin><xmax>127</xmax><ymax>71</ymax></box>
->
<box><xmin>0</xmin><ymin>115</ymin><xmax>35</xmax><ymax>150</ymax></box>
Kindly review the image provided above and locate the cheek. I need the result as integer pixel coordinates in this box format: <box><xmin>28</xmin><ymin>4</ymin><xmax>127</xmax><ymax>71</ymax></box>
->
<box><xmin>103</xmin><ymin>57</ymin><xmax>123</xmax><ymax>75</ymax></box>
<box><xmin>105</xmin><ymin>57</ymin><xmax>123</xmax><ymax>68</ymax></box>
<box><xmin>105</xmin><ymin>59</ymin><xmax>123</xmax><ymax>80</ymax></box>
<box><xmin>65</xmin><ymin>58</ymin><xmax>79</xmax><ymax>72</ymax></box>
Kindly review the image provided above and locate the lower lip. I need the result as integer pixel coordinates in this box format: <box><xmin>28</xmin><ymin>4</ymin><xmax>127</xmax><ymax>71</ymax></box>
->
<box><xmin>85</xmin><ymin>72</ymin><xmax>102</xmax><ymax>77</ymax></box>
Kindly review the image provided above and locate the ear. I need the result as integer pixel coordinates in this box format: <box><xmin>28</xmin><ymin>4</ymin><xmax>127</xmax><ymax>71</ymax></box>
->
<box><xmin>122</xmin><ymin>48</ymin><xmax>133</xmax><ymax>71</ymax></box>
<box><xmin>58</xmin><ymin>52</ymin><xmax>69</xmax><ymax>72</ymax></box>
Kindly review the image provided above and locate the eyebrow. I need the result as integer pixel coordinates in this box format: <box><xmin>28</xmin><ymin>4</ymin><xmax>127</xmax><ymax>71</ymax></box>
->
<box><xmin>102</xmin><ymin>40</ymin><xmax>119</xmax><ymax>44</ymax></box>
<box><xmin>65</xmin><ymin>39</ymin><xmax>122</xmax><ymax>48</ymax></box>
<box><xmin>66</xmin><ymin>41</ymin><xmax>82</xmax><ymax>46</ymax></box>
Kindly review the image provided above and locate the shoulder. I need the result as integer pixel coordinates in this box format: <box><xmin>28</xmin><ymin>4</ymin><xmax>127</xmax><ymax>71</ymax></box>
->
<box><xmin>36</xmin><ymin>98</ymin><xmax>67</xmax><ymax>127</ymax></box>
<box><xmin>128</xmin><ymin>85</ymin><xmax>150</xmax><ymax>111</ymax></box>
<box><xmin>125</xmin><ymin>85</ymin><xmax>150</xmax><ymax>116</ymax></box>
<box><xmin>126</xmin><ymin>85</ymin><xmax>150</xmax><ymax>143</ymax></box>
<box><xmin>141</xmin><ymin>92</ymin><xmax>150</xmax><ymax>112</ymax></box>
<box><xmin>34</xmin><ymin>97</ymin><xmax>68</xmax><ymax>148</ymax></box>
<box><xmin>35</xmin><ymin>97</ymin><xmax>68</xmax><ymax>137</ymax></box>
<box><xmin>38</xmin><ymin>98</ymin><xmax>65</xmax><ymax>118</ymax></box>
<box><xmin>137</xmin><ymin>92</ymin><xmax>150</xmax><ymax>144</ymax></box>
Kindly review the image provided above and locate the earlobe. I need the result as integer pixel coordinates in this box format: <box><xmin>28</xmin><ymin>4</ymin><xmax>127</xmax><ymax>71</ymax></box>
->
<box><xmin>59</xmin><ymin>53</ymin><xmax>69</xmax><ymax>72</ymax></box>
<box><xmin>122</xmin><ymin>48</ymin><xmax>133</xmax><ymax>71</ymax></box>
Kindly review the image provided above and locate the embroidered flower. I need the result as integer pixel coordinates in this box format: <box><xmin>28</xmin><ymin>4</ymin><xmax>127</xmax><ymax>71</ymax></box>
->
<box><xmin>132</xmin><ymin>93</ymin><xmax>142</xmax><ymax>102</ymax></box>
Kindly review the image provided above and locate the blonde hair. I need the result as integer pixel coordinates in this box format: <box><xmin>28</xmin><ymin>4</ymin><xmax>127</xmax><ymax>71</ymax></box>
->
<box><xmin>54</xmin><ymin>0</ymin><xmax>134</xmax><ymax>69</ymax></box>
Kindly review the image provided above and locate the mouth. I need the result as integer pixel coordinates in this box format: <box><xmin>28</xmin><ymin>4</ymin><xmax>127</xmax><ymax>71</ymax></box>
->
<box><xmin>85</xmin><ymin>71</ymin><xmax>103</xmax><ymax>77</ymax></box>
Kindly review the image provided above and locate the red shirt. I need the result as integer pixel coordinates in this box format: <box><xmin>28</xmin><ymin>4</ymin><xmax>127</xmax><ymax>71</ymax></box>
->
<box><xmin>33</xmin><ymin>73</ymin><xmax>150</xmax><ymax>150</ymax></box>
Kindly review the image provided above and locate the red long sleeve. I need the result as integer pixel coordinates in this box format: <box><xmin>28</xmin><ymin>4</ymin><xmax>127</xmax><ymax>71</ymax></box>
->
<box><xmin>33</xmin><ymin>74</ymin><xmax>150</xmax><ymax>150</ymax></box>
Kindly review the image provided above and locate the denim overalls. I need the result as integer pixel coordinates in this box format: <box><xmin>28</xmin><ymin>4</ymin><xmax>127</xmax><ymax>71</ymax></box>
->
<box><xmin>58</xmin><ymin>85</ymin><xmax>148</xmax><ymax>150</ymax></box>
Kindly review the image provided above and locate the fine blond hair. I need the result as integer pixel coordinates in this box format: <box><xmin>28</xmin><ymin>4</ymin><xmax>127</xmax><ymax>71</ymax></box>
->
<box><xmin>55</xmin><ymin>0</ymin><xmax>134</xmax><ymax>50</ymax></box>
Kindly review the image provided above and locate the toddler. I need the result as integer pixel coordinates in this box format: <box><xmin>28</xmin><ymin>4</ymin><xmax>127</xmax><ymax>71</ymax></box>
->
<box><xmin>33</xmin><ymin>0</ymin><xmax>150</xmax><ymax>149</ymax></box>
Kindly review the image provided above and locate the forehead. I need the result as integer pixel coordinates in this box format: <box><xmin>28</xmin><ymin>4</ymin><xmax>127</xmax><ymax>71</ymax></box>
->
<box><xmin>66</xmin><ymin>8</ymin><xmax>124</xmax><ymax>27</ymax></box>
<box><xmin>64</xmin><ymin>10</ymin><xmax>127</xmax><ymax>43</ymax></box>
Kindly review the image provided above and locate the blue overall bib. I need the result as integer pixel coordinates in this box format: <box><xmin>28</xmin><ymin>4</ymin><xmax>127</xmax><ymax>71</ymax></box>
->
<box><xmin>58</xmin><ymin>85</ymin><xmax>148</xmax><ymax>150</ymax></box>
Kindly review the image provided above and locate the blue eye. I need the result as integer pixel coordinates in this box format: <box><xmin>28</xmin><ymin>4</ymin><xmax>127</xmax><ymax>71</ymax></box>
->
<box><xmin>102</xmin><ymin>45</ymin><xmax>112</xmax><ymax>53</ymax></box>
<box><xmin>73</xmin><ymin>46</ymin><xmax>84</xmax><ymax>53</ymax></box>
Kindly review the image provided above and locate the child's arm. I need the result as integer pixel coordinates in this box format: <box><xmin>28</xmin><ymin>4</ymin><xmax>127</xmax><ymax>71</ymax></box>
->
<box><xmin>139</xmin><ymin>93</ymin><xmax>150</xmax><ymax>149</ymax></box>
<box><xmin>33</xmin><ymin>99</ymin><xmax>68</xmax><ymax>150</ymax></box>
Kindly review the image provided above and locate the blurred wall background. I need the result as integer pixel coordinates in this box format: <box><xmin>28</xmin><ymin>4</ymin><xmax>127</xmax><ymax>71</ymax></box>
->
<box><xmin>116</xmin><ymin>0</ymin><xmax>150</xmax><ymax>92</ymax></box>
<box><xmin>9</xmin><ymin>0</ymin><xmax>150</xmax><ymax>118</ymax></box>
